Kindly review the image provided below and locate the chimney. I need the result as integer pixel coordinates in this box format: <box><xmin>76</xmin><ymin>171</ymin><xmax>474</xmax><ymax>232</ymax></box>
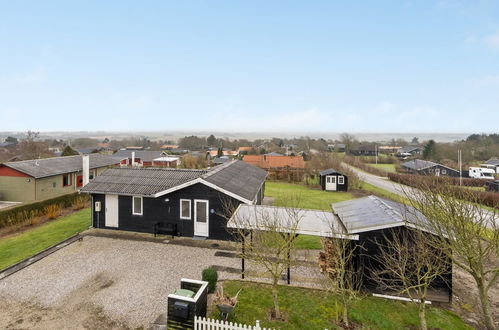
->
<box><xmin>82</xmin><ymin>155</ymin><xmax>90</xmax><ymax>186</ymax></box>
<box><xmin>131</xmin><ymin>152</ymin><xmax>135</xmax><ymax>166</ymax></box>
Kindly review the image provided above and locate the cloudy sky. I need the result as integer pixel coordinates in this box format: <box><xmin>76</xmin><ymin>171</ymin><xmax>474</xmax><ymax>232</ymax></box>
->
<box><xmin>0</xmin><ymin>1</ymin><xmax>498</xmax><ymax>133</ymax></box>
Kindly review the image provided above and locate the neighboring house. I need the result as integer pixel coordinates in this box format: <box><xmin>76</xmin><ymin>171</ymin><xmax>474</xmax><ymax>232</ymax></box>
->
<box><xmin>334</xmin><ymin>144</ymin><xmax>346</xmax><ymax>152</ymax></box>
<box><xmin>397</xmin><ymin>146</ymin><xmax>421</xmax><ymax>155</ymax></box>
<box><xmin>112</xmin><ymin>150</ymin><xmax>179</xmax><ymax>167</ymax></box>
<box><xmin>319</xmin><ymin>169</ymin><xmax>348</xmax><ymax>192</ymax></box>
<box><xmin>161</xmin><ymin>144</ymin><xmax>179</xmax><ymax>150</ymax></box>
<box><xmin>81</xmin><ymin>160</ymin><xmax>267</xmax><ymax>240</ymax></box>
<box><xmin>378</xmin><ymin>145</ymin><xmax>401</xmax><ymax>154</ymax></box>
<box><xmin>237</xmin><ymin>146</ymin><xmax>254</xmax><ymax>156</ymax></box>
<box><xmin>243</xmin><ymin>154</ymin><xmax>306</xmax><ymax>181</ymax></box>
<box><xmin>349</xmin><ymin>144</ymin><xmax>377</xmax><ymax>156</ymax></box>
<box><xmin>265</xmin><ymin>152</ymin><xmax>284</xmax><ymax>156</ymax></box>
<box><xmin>401</xmin><ymin>159</ymin><xmax>459</xmax><ymax>177</ymax></box>
<box><xmin>213</xmin><ymin>156</ymin><xmax>231</xmax><ymax>165</ymax></box>
<box><xmin>481</xmin><ymin>159</ymin><xmax>499</xmax><ymax>174</ymax></box>
<box><xmin>206</xmin><ymin>149</ymin><xmax>238</xmax><ymax>159</ymax></box>
<box><xmin>331</xmin><ymin>196</ymin><xmax>452</xmax><ymax>302</ymax></box>
<box><xmin>0</xmin><ymin>154</ymin><xmax>119</xmax><ymax>202</ymax></box>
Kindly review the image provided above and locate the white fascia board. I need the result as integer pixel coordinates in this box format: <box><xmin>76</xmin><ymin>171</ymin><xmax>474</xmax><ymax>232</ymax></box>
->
<box><xmin>153</xmin><ymin>178</ymin><xmax>253</xmax><ymax>204</ymax></box>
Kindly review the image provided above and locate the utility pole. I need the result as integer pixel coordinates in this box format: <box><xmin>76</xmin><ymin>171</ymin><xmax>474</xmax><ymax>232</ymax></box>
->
<box><xmin>375</xmin><ymin>144</ymin><xmax>378</xmax><ymax>165</ymax></box>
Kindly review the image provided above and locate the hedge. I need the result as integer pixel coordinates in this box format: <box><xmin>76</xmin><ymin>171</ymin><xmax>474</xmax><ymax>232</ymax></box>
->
<box><xmin>0</xmin><ymin>193</ymin><xmax>90</xmax><ymax>229</ymax></box>
<box><xmin>388</xmin><ymin>173</ymin><xmax>498</xmax><ymax>209</ymax></box>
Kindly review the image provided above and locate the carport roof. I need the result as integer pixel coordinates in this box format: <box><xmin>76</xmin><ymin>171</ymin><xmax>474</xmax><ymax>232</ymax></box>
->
<box><xmin>331</xmin><ymin>195</ymin><xmax>429</xmax><ymax>234</ymax></box>
<box><xmin>227</xmin><ymin>204</ymin><xmax>357</xmax><ymax>239</ymax></box>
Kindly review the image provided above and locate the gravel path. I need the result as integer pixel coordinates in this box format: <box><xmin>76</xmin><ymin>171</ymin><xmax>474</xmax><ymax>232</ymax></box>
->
<box><xmin>0</xmin><ymin>236</ymin><xmax>240</xmax><ymax>328</ymax></box>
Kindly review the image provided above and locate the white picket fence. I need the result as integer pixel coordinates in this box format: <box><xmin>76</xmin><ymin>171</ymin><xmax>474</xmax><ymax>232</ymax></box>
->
<box><xmin>194</xmin><ymin>316</ymin><xmax>273</xmax><ymax>330</ymax></box>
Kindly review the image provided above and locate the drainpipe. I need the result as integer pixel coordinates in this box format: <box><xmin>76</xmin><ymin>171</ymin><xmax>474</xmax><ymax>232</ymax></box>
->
<box><xmin>131</xmin><ymin>152</ymin><xmax>136</xmax><ymax>167</ymax></box>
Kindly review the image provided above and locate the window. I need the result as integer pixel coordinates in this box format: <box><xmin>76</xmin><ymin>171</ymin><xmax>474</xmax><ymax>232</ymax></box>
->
<box><xmin>338</xmin><ymin>176</ymin><xmax>345</xmax><ymax>184</ymax></box>
<box><xmin>62</xmin><ymin>174</ymin><xmax>72</xmax><ymax>187</ymax></box>
<box><xmin>52</xmin><ymin>182</ymin><xmax>56</xmax><ymax>188</ymax></box>
<box><xmin>180</xmin><ymin>199</ymin><xmax>191</xmax><ymax>219</ymax></box>
<box><xmin>442</xmin><ymin>169</ymin><xmax>447</xmax><ymax>175</ymax></box>
<box><xmin>89</xmin><ymin>170</ymin><xmax>96</xmax><ymax>180</ymax></box>
<box><xmin>132</xmin><ymin>196</ymin><xmax>143</xmax><ymax>215</ymax></box>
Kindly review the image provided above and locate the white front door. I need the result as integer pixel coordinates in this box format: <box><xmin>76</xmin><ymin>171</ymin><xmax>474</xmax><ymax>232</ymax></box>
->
<box><xmin>105</xmin><ymin>195</ymin><xmax>119</xmax><ymax>228</ymax></box>
<box><xmin>325</xmin><ymin>175</ymin><xmax>337</xmax><ymax>191</ymax></box>
<box><xmin>194</xmin><ymin>200</ymin><xmax>209</xmax><ymax>237</ymax></box>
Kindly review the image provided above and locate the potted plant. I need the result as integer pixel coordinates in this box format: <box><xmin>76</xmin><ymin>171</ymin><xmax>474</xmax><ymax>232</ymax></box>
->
<box><xmin>214</xmin><ymin>286</ymin><xmax>241</xmax><ymax>320</ymax></box>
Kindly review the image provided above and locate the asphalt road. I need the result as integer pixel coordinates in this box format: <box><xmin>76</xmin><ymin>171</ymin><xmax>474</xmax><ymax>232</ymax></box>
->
<box><xmin>343</xmin><ymin>163</ymin><xmax>498</xmax><ymax>227</ymax></box>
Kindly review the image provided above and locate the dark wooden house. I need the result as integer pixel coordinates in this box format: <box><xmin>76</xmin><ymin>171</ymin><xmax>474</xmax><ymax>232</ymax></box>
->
<box><xmin>319</xmin><ymin>169</ymin><xmax>348</xmax><ymax>192</ymax></box>
<box><xmin>402</xmin><ymin>159</ymin><xmax>459</xmax><ymax>177</ymax></box>
<box><xmin>332</xmin><ymin>196</ymin><xmax>452</xmax><ymax>302</ymax></box>
<box><xmin>349</xmin><ymin>144</ymin><xmax>377</xmax><ymax>156</ymax></box>
<box><xmin>81</xmin><ymin>160</ymin><xmax>267</xmax><ymax>240</ymax></box>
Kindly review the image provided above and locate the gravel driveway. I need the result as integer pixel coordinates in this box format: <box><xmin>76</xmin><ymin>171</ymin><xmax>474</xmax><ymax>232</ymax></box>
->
<box><xmin>0</xmin><ymin>236</ymin><xmax>240</xmax><ymax>329</ymax></box>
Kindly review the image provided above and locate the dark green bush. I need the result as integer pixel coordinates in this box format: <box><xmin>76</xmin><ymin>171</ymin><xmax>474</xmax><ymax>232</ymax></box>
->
<box><xmin>202</xmin><ymin>267</ymin><xmax>218</xmax><ymax>293</ymax></box>
<box><xmin>0</xmin><ymin>193</ymin><xmax>90</xmax><ymax>229</ymax></box>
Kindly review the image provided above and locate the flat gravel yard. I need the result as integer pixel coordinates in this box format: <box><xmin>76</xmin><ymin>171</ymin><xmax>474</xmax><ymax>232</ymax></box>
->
<box><xmin>0</xmin><ymin>236</ymin><xmax>241</xmax><ymax>329</ymax></box>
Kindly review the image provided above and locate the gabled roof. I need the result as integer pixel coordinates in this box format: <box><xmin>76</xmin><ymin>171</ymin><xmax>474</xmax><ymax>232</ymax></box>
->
<box><xmin>402</xmin><ymin>159</ymin><xmax>457</xmax><ymax>172</ymax></box>
<box><xmin>81</xmin><ymin>167</ymin><xmax>208</xmax><ymax>196</ymax></box>
<box><xmin>484</xmin><ymin>158</ymin><xmax>499</xmax><ymax>166</ymax></box>
<box><xmin>81</xmin><ymin>160</ymin><xmax>267</xmax><ymax>204</ymax></box>
<box><xmin>319</xmin><ymin>168</ymin><xmax>345</xmax><ymax>176</ymax></box>
<box><xmin>398</xmin><ymin>146</ymin><xmax>421</xmax><ymax>154</ymax></box>
<box><xmin>243</xmin><ymin>155</ymin><xmax>305</xmax><ymax>169</ymax></box>
<box><xmin>112</xmin><ymin>150</ymin><xmax>165</xmax><ymax>162</ymax></box>
<box><xmin>1</xmin><ymin>154</ymin><xmax>119</xmax><ymax>179</ymax></box>
<box><xmin>332</xmin><ymin>195</ymin><xmax>430</xmax><ymax>234</ymax></box>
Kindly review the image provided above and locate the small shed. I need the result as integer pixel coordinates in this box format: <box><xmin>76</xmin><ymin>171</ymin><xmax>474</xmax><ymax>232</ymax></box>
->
<box><xmin>319</xmin><ymin>169</ymin><xmax>348</xmax><ymax>192</ymax></box>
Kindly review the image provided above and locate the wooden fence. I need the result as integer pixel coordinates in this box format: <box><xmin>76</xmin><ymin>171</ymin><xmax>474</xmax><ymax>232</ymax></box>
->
<box><xmin>194</xmin><ymin>316</ymin><xmax>272</xmax><ymax>330</ymax></box>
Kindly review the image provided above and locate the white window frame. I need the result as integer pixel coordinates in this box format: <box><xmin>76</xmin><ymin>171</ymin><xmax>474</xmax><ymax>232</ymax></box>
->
<box><xmin>180</xmin><ymin>199</ymin><xmax>191</xmax><ymax>220</ymax></box>
<box><xmin>338</xmin><ymin>176</ymin><xmax>345</xmax><ymax>184</ymax></box>
<box><xmin>132</xmin><ymin>196</ymin><xmax>143</xmax><ymax>215</ymax></box>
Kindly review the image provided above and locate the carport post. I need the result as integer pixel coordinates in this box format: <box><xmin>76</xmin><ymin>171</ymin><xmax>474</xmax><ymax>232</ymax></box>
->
<box><xmin>241</xmin><ymin>234</ymin><xmax>245</xmax><ymax>279</ymax></box>
<box><xmin>287</xmin><ymin>233</ymin><xmax>290</xmax><ymax>285</ymax></box>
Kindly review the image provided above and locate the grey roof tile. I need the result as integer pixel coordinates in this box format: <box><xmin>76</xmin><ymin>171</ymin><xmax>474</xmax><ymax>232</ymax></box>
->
<box><xmin>2</xmin><ymin>154</ymin><xmax>119</xmax><ymax>178</ymax></box>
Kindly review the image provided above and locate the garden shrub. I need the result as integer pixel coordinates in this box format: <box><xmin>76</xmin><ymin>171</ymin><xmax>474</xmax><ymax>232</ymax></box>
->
<box><xmin>0</xmin><ymin>193</ymin><xmax>90</xmax><ymax>229</ymax></box>
<box><xmin>202</xmin><ymin>267</ymin><xmax>218</xmax><ymax>293</ymax></box>
<box><xmin>44</xmin><ymin>204</ymin><xmax>62</xmax><ymax>219</ymax></box>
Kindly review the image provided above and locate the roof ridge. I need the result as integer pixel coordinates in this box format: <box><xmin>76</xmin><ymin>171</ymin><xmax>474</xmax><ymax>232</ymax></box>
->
<box><xmin>368</xmin><ymin>195</ymin><xmax>403</xmax><ymax>223</ymax></box>
<box><xmin>202</xmin><ymin>159</ymin><xmax>238</xmax><ymax>178</ymax></box>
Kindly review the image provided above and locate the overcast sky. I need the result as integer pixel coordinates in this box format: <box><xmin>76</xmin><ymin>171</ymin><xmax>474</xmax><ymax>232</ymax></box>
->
<box><xmin>0</xmin><ymin>1</ymin><xmax>498</xmax><ymax>133</ymax></box>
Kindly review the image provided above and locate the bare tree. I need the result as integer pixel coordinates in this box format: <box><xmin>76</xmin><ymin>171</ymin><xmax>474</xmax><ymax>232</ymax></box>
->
<box><xmin>370</xmin><ymin>228</ymin><xmax>451</xmax><ymax>330</ymax></box>
<box><xmin>19</xmin><ymin>130</ymin><xmax>47</xmax><ymax>159</ymax></box>
<box><xmin>319</xmin><ymin>237</ymin><xmax>363</xmax><ymax>327</ymax></box>
<box><xmin>406</xmin><ymin>183</ymin><xmax>499</xmax><ymax>329</ymax></box>
<box><xmin>228</xmin><ymin>203</ymin><xmax>303</xmax><ymax>320</ymax></box>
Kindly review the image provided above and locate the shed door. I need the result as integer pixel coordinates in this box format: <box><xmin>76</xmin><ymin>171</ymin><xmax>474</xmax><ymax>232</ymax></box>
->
<box><xmin>105</xmin><ymin>195</ymin><xmax>119</xmax><ymax>228</ymax></box>
<box><xmin>325</xmin><ymin>175</ymin><xmax>337</xmax><ymax>191</ymax></box>
<box><xmin>194</xmin><ymin>200</ymin><xmax>209</xmax><ymax>237</ymax></box>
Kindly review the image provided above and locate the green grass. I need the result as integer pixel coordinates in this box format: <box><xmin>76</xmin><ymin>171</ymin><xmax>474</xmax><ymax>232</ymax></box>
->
<box><xmin>265</xmin><ymin>181</ymin><xmax>355</xmax><ymax>249</ymax></box>
<box><xmin>213</xmin><ymin>281</ymin><xmax>469</xmax><ymax>330</ymax></box>
<box><xmin>265</xmin><ymin>181</ymin><xmax>354</xmax><ymax>211</ymax></box>
<box><xmin>367</xmin><ymin>163</ymin><xmax>397</xmax><ymax>173</ymax></box>
<box><xmin>0</xmin><ymin>208</ymin><xmax>91</xmax><ymax>270</ymax></box>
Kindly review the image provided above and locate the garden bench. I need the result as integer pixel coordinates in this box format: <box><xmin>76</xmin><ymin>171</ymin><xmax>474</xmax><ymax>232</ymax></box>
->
<box><xmin>154</xmin><ymin>222</ymin><xmax>177</xmax><ymax>238</ymax></box>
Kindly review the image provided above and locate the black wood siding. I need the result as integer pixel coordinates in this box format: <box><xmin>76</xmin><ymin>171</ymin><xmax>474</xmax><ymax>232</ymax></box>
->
<box><xmin>90</xmin><ymin>182</ymin><xmax>263</xmax><ymax>240</ymax></box>
<box><xmin>355</xmin><ymin>227</ymin><xmax>452</xmax><ymax>302</ymax></box>
<box><xmin>319</xmin><ymin>173</ymin><xmax>348</xmax><ymax>192</ymax></box>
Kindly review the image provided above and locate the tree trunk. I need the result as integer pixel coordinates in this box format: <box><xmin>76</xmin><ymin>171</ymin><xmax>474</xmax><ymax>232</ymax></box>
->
<box><xmin>477</xmin><ymin>280</ymin><xmax>496</xmax><ymax>330</ymax></box>
<box><xmin>419</xmin><ymin>302</ymin><xmax>427</xmax><ymax>330</ymax></box>
<box><xmin>271</xmin><ymin>280</ymin><xmax>281</xmax><ymax>320</ymax></box>
<box><xmin>342</xmin><ymin>300</ymin><xmax>349</xmax><ymax>327</ymax></box>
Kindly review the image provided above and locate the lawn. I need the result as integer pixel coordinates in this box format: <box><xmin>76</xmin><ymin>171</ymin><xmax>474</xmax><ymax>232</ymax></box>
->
<box><xmin>361</xmin><ymin>182</ymin><xmax>409</xmax><ymax>205</ymax></box>
<box><xmin>265</xmin><ymin>181</ymin><xmax>355</xmax><ymax>249</ymax></box>
<box><xmin>367</xmin><ymin>163</ymin><xmax>397</xmax><ymax>174</ymax></box>
<box><xmin>0</xmin><ymin>208</ymin><xmax>91</xmax><ymax>270</ymax></box>
<box><xmin>213</xmin><ymin>281</ymin><xmax>469</xmax><ymax>330</ymax></box>
<box><xmin>265</xmin><ymin>181</ymin><xmax>354</xmax><ymax>211</ymax></box>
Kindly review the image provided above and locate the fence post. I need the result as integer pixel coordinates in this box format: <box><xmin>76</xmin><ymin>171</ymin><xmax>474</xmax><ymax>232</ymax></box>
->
<box><xmin>255</xmin><ymin>320</ymin><xmax>261</xmax><ymax>330</ymax></box>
